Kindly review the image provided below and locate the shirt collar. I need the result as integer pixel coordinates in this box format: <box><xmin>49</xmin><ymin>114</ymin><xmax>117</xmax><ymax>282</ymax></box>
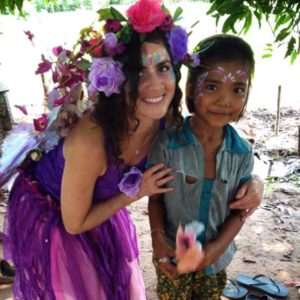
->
<box><xmin>168</xmin><ymin>116</ymin><xmax>250</xmax><ymax>154</ymax></box>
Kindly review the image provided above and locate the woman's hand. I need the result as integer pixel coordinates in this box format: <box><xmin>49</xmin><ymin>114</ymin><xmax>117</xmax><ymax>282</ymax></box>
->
<box><xmin>136</xmin><ymin>163</ymin><xmax>174</xmax><ymax>200</ymax></box>
<box><xmin>229</xmin><ymin>175</ymin><xmax>264</xmax><ymax>220</ymax></box>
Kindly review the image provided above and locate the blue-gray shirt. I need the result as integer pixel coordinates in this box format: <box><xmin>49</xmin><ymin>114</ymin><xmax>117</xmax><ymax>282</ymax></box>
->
<box><xmin>147</xmin><ymin>117</ymin><xmax>254</xmax><ymax>275</ymax></box>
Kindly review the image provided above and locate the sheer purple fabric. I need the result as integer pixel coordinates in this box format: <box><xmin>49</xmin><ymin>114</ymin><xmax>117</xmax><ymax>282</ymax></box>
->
<box><xmin>4</xmin><ymin>137</ymin><xmax>146</xmax><ymax>300</ymax></box>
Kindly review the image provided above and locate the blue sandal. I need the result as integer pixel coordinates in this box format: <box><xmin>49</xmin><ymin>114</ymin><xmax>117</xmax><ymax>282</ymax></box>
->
<box><xmin>223</xmin><ymin>278</ymin><xmax>248</xmax><ymax>299</ymax></box>
<box><xmin>245</xmin><ymin>294</ymin><xmax>275</xmax><ymax>300</ymax></box>
<box><xmin>236</xmin><ymin>274</ymin><xmax>288</xmax><ymax>298</ymax></box>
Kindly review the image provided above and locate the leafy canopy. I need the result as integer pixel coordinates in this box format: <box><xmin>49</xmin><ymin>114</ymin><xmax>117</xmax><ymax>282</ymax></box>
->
<box><xmin>207</xmin><ymin>0</ymin><xmax>300</xmax><ymax>63</ymax></box>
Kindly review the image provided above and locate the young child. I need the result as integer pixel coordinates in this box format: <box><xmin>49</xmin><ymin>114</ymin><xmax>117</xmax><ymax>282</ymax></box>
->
<box><xmin>148</xmin><ymin>34</ymin><xmax>256</xmax><ymax>300</ymax></box>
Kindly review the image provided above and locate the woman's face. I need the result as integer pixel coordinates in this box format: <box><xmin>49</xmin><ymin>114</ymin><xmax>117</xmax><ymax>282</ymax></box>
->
<box><xmin>135</xmin><ymin>41</ymin><xmax>176</xmax><ymax>122</ymax></box>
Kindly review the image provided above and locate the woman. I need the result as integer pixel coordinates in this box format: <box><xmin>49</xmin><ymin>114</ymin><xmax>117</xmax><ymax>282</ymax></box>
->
<box><xmin>3</xmin><ymin>0</ymin><xmax>262</xmax><ymax>299</ymax></box>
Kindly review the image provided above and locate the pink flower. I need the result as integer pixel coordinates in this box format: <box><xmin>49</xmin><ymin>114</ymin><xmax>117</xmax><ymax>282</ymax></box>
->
<box><xmin>52</xmin><ymin>46</ymin><xmax>63</xmax><ymax>57</ymax></box>
<box><xmin>160</xmin><ymin>15</ymin><xmax>173</xmax><ymax>31</ymax></box>
<box><xmin>24</xmin><ymin>30</ymin><xmax>34</xmax><ymax>41</ymax></box>
<box><xmin>175</xmin><ymin>222</ymin><xmax>205</xmax><ymax>274</ymax></box>
<box><xmin>35</xmin><ymin>55</ymin><xmax>52</xmax><ymax>74</ymax></box>
<box><xmin>14</xmin><ymin>105</ymin><xmax>28</xmax><ymax>115</ymax></box>
<box><xmin>33</xmin><ymin>114</ymin><xmax>48</xmax><ymax>132</ymax></box>
<box><xmin>104</xmin><ymin>19</ymin><xmax>122</xmax><ymax>33</ymax></box>
<box><xmin>126</xmin><ymin>0</ymin><xmax>167</xmax><ymax>33</ymax></box>
<box><xmin>89</xmin><ymin>37</ymin><xmax>103</xmax><ymax>57</ymax></box>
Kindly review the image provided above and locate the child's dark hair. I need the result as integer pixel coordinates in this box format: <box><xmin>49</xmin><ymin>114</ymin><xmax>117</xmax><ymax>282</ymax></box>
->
<box><xmin>186</xmin><ymin>34</ymin><xmax>255</xmax><ymax>120</ymax></box>
<box><xmin>92</xmin><ymin>29</ymin><xmax>183</xmax><ymax>158</ymax></box>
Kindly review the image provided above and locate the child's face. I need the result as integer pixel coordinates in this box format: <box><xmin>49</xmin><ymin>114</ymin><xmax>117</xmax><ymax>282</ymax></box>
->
<box><xmin>193</xmin><ymin>60</ymin><xmax>249</xmax><ymax>128</ymax></box>
<box><xmin>135</xmin><ymin>41</ymin><xmax>176</xmax><ymax>122</ymax></box>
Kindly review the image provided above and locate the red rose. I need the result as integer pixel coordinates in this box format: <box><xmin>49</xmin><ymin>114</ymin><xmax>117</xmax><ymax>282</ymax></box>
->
<box><xmin>126</xmin><ymin>0</ymin><xmax>167</xmax><ymax>33</ymax></box>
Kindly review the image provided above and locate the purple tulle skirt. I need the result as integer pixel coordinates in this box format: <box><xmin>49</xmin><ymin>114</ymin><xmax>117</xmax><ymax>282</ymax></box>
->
<box><xmin>4</xmin><ymin>172</ymin><xmax>146</xmax><ymax>300</ymax></box>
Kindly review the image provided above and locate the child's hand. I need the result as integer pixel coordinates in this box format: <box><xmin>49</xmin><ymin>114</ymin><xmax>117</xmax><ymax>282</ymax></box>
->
<box><xmin>175</xmin><ymin>222</ymin><xmax>205</xmax><ymax>274</ymax></box>
<box><xmin>196</xmin><ymin>240</ymin><xmax>221</xmax><ymax>270</ymax></box>
<box><xmin>153</xmin><ymin>239</ymin><xmax>177</xmax><ymax>279</ymax></box>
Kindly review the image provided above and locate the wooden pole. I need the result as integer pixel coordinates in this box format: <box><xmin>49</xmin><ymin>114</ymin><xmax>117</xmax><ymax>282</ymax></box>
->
<box><xmin>275</xmin><ymin>85</ymin><xmax>281</xmax><ymax>135</ymax></box>
<box><xmin>298</xmin><ymin>126</ymin><xmax>300</xmax><ymax>156</ymax></box>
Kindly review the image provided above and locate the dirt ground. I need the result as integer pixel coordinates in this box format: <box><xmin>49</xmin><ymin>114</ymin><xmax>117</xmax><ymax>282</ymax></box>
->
<box><xmin>0</xmin><ymin>107</ymin><xmax>299</xmax><ymax>299</ymax></box>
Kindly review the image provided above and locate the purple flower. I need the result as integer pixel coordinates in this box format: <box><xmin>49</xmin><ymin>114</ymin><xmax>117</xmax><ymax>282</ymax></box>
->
<box><xmin>104</xmin><ymin>33</ymin><xmax>118</xmax><ymax>48</ymax></box>
<box><xmin>104</xmin><ymin>19</ymin><xmax>122</xmax><ymax>33</ymax></box>
<box><xmin>88</xmin><ymin>57</ymin><xmax>125</xmax><ymax>97</ymax></box>
<box><xmin>35</xmin><ymin>55</ymin><xmax>52</xmax><ymax>74</ymax></box>
<box><xmin>118</xmin><ymin>167</ymin><xmax>143</xmax><ymax>198</ymax></box>
<box><xmin>167</xmin><ymin>26</ymin><xmax>188</xmax><ymax>64</ymax></box>
<box><xmin>191</xmin><ymin>53</ymin><xmax>201</xmax><ymax>67</ymax></box>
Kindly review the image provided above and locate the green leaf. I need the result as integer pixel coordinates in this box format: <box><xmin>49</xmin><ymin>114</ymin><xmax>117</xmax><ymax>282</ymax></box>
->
<box><xmin>97</xmin><ymin>8</ymin><xmax>112</xmax><ymax>21</ymax></box>
<box><xmin>173</xmin><ymin>7</ymin><xmax>183</xmax><ymax>22</ymax></box>
<box><xmin>274</xmin><ymin>14</ymin><xmax>291</xmax><ymax>32</ymax></box>
<box><xmin>222</xmin><ymin>13</ymin><xmax>241</xmax><ymax>33</ymax></box>
<box><xmin>285</xmin><ymin>36</ymin><xmax>296</xmax><ymax>58</ymax></box>
<box><xmin>75</xmin><ymin>58</ymin><xmax>91</xmax><ymax>71</ymax></box>
<box><xmin>206</xmin><ymin>2</ymin><xmax>218</xmax><ymax>15</ymax></box>
<box><xmin>290</xmin><ymin>50</ymin><xmax>297</xmax><ymax>64</ymax></box>
<box><xmin>111</xmin><ymin>7</ymin><xmax>127</xmax><ymax>22</ymax></box>
<box><xmin>15</xmin><ymin>0</ymin><xmax>23</xmax><ymax>13</ymax></box>
<box><xmin>161</xmin><ymin>4</ymin><xmax>170</xmax><ymax>15</ymax></box>
<box><xmin>262</xmin><ymin>53</ymin><xmax>272</xmax><ymax>59</ymax></box>
<box><xmin>139</xmin><ymin>33</ymin><xmax>147</xmax><ymax>43</ymax></box>
<box><xmin>243</xmin><ymin>11</ymin><xmax>252</xmax><ymax>34</ymax></box>
<box><xmin>275</xmin><ymin>28</ymin><xmax>290</xmax><ymax>42</ymax></box>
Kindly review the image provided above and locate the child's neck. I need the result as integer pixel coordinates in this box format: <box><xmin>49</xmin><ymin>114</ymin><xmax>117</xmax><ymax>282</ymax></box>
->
<box><xmin>190</xmin><ymin>117</ymin><xmax>224</xmax><ymax>146</ymax></box>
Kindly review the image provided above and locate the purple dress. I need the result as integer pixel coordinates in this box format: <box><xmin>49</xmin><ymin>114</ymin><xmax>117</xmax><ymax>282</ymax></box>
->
<box><xmin>4</xmin><ymin>132</ymin><xmax>147</xmax><ymax>300</ymax></box>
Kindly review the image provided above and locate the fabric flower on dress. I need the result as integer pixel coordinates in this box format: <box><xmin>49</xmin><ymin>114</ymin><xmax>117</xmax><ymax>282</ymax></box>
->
<box><xmin>118</xmin><ymin>167</ymin><xmax>143</xmax><ymax>198</ymax></box>
<box><xmin>167</xmin><ymin>26</ymin><xmax>188</xmax><ymax>64</ymax></box>
<box><xmin>88</xmin><ymin>57</ymin><xmax>125</xmax><ymax>97</ymax></box>
<box><xmin>126</xmin><ymin>0</ymin><xmax>167</xmax><ymax>33</ymax></box>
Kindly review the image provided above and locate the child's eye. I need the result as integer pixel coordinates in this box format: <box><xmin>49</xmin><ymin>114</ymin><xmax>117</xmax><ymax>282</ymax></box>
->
<box><xmin>234</xmin><ymin>87</ymin><xmax>246</xmax><ymax>94</ymax></box>
<box><xmin>205</xmin><ymin>84</ymin><xmax>217</xmax><ymax>91</ymax></box>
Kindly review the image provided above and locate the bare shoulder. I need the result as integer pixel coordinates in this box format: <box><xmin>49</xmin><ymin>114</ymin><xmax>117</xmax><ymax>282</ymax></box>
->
<box><xmin>63</xmin><ymin>114</ymin><xmax>107</xmax><ymax>175</ymax></box>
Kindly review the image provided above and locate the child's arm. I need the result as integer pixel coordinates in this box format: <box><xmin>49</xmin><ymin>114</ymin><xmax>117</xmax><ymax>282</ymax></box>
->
<box><xmin>197</xmin><ymin>210</ymin><xmax>245</xmax><ymax>270</ymax></box>
<box><xmin>148</xmin><ymin>194</ymin><xmax>177</xmax><ymax>279</ymax></box>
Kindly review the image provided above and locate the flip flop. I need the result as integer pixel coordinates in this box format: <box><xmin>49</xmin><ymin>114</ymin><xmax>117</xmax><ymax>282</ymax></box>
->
<box><xmin>223</xmin><ymin>279</ymin><xmax>248</xmax><ymax>299</ymax></box>
<box><xmin>236</xmin><ymin>274</ymin><xmax>288</xmax><ymax>298</ymax></box>
<box><xmin>246</xmin><ymin>294</ymin><xmax>275</xmax><ymax>300</ymax></box>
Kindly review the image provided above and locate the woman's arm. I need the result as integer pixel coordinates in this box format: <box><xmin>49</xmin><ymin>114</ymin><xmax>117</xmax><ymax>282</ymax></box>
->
<box><xmin>197</xmin><ymin>211</ymin><xmax>245</xmax><ymax>269</ymax></box>
<box><xmin>61</xmin><ymin>118</ymin><xmax>173</xmax><ymax>234</ymax></box>
<box><xmin>229</xmin><ymin>175</ymin><xmax>264</xmax><ymax>220</ymax></box>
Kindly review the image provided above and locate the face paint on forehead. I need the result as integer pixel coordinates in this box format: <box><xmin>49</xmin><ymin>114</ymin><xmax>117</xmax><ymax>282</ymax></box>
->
<box><xmin>210</xmin><ymin>66</ymin><xmax>249</xmax><ymax>83</ymax></box>
<box><xmin>195</xmin><ymin>71</ymin><xmax>208</xmax><ymax>99</ymax></box>
<box><xmin>141</xmin><ymin>50</ymin><xmax>168</xmax><ymax>67</ymax></box>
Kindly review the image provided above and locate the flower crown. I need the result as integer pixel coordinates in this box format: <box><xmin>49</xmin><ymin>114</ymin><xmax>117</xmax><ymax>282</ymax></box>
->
<box><xmin>30</xmin><ymin>0</ymin><xmax>188</xmax><ymax>138</ymax></box>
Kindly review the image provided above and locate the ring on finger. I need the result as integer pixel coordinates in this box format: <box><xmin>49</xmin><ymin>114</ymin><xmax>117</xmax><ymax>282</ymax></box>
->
<box><xmin>158</xmin><ymin>256</ymin><xmax>170</xmax><ymax>264</ymax></box>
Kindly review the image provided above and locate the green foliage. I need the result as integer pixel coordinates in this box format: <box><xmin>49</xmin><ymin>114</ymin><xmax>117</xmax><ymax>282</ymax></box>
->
<box><xmin>207</xmin><ymin>0</ymin><xmax>300</xmax><ymax>63</ymax></box>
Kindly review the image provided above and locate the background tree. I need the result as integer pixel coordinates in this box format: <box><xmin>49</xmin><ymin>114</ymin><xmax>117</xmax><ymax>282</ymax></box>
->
<box><xmin>206</xmin><ymin>0</ymin><xmax>300</xmax><ymax>63</ymax></box>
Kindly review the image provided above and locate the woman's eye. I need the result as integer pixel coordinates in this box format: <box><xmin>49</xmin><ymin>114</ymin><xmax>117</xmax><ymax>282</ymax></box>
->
<box><xmin>205</xmin><ymin>84</ymin><xmax>217</xmax><ymax>91</ymax></box>
<box><xmin>159</xmin><ymin>64</ymin><xmax>170</xmax><ymax>73</ymax></box>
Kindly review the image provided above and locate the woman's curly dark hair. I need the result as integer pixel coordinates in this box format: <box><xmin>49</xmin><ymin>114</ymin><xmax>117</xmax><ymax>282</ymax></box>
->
<box><xmin>186</xmin><ymin>34</ymin><xmax>255</xmax><ymax>120</ymax></box>
<box><xmin>92</xmin><ymin>29</ymin><xmax>183</xmax><ymax>158</ymax></box>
